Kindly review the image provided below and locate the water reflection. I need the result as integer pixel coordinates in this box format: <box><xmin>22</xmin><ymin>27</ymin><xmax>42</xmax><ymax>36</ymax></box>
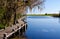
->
<box><xmin>25</xmin><ymin>16</ymin><xmax>60</xmax><ymax>39</ymax></box>
<box><xmin>59</xmin><ymin>18</ymin><xmax>60</xmax><ymax>23</ymax></box>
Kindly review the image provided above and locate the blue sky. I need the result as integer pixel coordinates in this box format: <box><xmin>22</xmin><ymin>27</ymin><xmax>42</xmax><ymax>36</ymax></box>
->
<box><xmin>27</xmin><ymin>0</ymin><xmax>60</xmax><ymax>14</ymax></box>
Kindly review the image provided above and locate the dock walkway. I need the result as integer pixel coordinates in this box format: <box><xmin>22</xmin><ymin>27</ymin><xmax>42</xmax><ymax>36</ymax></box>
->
<box><xmin>0</xmin><ymin>16</ymin><xmax>27</xmax><ymax>39</ymax></box>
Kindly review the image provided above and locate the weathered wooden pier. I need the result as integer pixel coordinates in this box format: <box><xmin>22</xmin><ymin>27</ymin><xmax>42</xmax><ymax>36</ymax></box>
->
<box><xmin>0</xmin><ymin>17</ymin><xmax>27</xmax><ymax>39</ymax></box>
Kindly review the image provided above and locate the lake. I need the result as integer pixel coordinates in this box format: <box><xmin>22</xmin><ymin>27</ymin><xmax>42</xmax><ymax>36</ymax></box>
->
<box><xmin>25</xmin><ymin>16</ymin><xmax>60</xmax><ymax>39</ymax></box>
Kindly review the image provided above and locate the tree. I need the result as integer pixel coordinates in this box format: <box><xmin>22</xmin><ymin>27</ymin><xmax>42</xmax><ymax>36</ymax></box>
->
<box><xmin>0</xmin><ymin>0</ymin><xmax>45</xmax><ymax>27</ymax></box>
<box><xmin>45</xmin><ymin>13</ymin><xmax>47</xmax><ymax>15</ymax></box>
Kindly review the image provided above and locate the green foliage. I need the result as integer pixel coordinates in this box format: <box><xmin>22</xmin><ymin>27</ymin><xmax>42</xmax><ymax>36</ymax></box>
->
<box><xmin>0</xmin><ymin>7</ymin><xmax>6</xmax><ymax>18</ymax></box>
<box><xmin>0</xmin><ymin>24</ymin><xmax>5</xmax><ymax>29</ymax></box>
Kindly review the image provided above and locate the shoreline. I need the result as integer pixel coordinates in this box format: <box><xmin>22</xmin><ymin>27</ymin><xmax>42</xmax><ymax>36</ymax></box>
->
<box><xmin>27</xmin><ymin>14</ymin><xmax>60</xmax><ymax>17</ymax></box>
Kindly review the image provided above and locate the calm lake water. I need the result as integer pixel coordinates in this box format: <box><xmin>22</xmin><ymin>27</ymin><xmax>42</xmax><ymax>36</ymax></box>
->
<box><xmin>25</xmin><ymin>16</ymin><xmax>60</xmax><ymax>39</ymax></box>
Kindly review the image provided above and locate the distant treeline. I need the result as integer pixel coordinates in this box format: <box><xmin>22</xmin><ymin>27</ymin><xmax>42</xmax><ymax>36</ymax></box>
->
<box><xmin>27</xmin><ymin>14</ymin><xmax>60</xmax><ymax>17</ymax></box>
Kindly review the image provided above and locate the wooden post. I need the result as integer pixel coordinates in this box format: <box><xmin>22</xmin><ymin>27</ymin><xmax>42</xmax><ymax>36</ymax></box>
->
<box><xmin>17</xmin><ymin>26</ymin><xmax>19</xmax><ymax>28</ymax></box>
<box><xmin>25</xmin><ymin>24</ymin><xmax>27</xmax><ymax>31</ymax></box>
<box><xmin>26</xmin><ymin>24</ymin><xmax>27</xmax><ymax>29</ymax></box>
<box><xmin>12</xmin><ymin>29</ymin><xmax>16</xmax><ymax>38</ymax></box>
<box><xmin>3</xmin><ymin>33</ymin><xmax>7</xmax><ymax>39</ymax></box>
<box><xmin>20</xmin><ymin>28</ymin><xmax>23</xmax><ymax>36</ymax></box>
<box><xmin>12</xmin><ymin>29</ymin><xmax>14</xmax><ymax>32</ymax></box>
<box><xmin>19</xmin><ymin>29</ymin><xmax>20</xmax><ymax>37</ymax></box>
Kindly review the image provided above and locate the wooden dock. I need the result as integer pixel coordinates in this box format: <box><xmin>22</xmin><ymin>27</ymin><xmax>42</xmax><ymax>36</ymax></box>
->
<box><xmin>0</xmin><ymin>16</ymin><xmax>27</xmax><ymax>39</ymax></box>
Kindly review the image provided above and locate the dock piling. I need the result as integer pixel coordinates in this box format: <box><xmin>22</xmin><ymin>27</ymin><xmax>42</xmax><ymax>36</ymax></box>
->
<box><xmin>3</xmin><ymin>33</ymin><xmax>7</xmax><ymax>39</ymax></box>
